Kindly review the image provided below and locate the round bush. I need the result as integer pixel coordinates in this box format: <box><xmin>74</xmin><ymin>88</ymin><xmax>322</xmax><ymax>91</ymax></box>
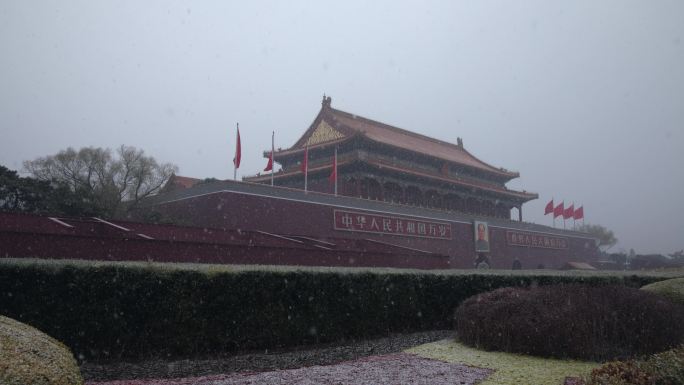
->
<box><xmin>641</xmin><ymin>278</ymin><xmax>684</xmax><ymax>305</ymax></box>
<box><xmin>0</xmin><ymin>315</ymin><xmax>83</xmax><ymax>385</ymax></box>
<box><xmin>454</xmin><ymin>285</ymin><xmax>684</xmax><ymax>361</ymax></box>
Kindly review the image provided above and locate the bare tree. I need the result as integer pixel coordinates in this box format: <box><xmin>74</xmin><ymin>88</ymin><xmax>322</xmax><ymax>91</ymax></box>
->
<box><xmin>24</xmin><ymin>145</ymin><xmax>177</xmax><ymax>218</ymax></box>
<box><xmin>576</xmin><ymin>223</ymin><xmax>618</xmax><ymax>251</ymax></box>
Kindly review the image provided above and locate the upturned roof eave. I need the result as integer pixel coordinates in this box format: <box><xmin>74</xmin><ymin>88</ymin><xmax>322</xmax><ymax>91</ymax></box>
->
<box><xmin>260</xmin><ymin>99</ymin><xmax>520</xmax><ymax>180</ymax></box>
<box><xmin>243</xmin><ymin>159</ymin><xmax>536</xmax><ymax>202</ymax></box>
<box><xmin>262</xmin><ymin>133</ymin><xmax>518</xmax><ymax>181</ymax></box>
<box><xmin>364</xmin><ymin>160</ymin><xmax>536</xmax><ymax>201</ymax></box>
<box><xmin>262</xmin><ymin>135</ymin><xmax>355</xmax><ymax>159</ymax></box>
<box><xmin>326</xmin><ymin>106</ymin><xmax>520</xmax><ymax>179</ymax></box>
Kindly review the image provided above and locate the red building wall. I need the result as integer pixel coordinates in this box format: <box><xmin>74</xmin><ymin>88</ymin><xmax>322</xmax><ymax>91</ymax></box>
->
<box><xmin>154</xmin><ymin>190</ymin><xmax>598</xmax><ymax>269</ymax></box>
<box><xmin>0</xmin><ymin>212</ymin><xmax>450</xmax><ymax>269</ymax></box>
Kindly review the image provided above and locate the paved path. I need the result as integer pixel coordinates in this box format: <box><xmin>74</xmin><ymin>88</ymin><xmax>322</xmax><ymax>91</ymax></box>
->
<box><xmin>87</xmin><ymin>353</ymin><xmax>492</xmax><ymax>385</ymax></box>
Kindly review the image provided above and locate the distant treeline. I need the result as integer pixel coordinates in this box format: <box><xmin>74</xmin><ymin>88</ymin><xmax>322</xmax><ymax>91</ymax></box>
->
<box><xmin>601</xmin><ymin>251</ymin><xmax>684</xmax><ymax>270</ymax></box>
<box><xmin>0</xmin><ymin>165</ymin><xmax>104</xmax><ymax>217</ymax></box>
<box><xmin>1</xmin><ymin>145</ymin><xmax>177</xmax><ymax>220</ymax></box>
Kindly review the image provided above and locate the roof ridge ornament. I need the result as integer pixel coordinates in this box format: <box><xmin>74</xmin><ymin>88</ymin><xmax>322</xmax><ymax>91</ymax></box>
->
<box><xmin>457</xmin><ymin>137</ymin><xmax>463</xmax><ymax>148</ymax></box>
<box><xmin>322</xmin><ymin>94</ymin><xmax>332</xmax><ymax>108</ymax></box>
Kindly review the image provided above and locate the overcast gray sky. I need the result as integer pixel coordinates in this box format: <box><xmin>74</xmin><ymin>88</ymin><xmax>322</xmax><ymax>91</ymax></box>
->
<box><xmin>1</xmin><ymin>1</ymin><xmax>682</xmax><ymax>255</ymax></box>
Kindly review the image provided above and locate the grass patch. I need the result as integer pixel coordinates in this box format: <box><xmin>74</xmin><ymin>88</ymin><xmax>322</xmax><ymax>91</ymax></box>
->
<box><xmin>407</xmin><ymin>338</ymin><xmax>598</xmax><ymax>385</ymax></box>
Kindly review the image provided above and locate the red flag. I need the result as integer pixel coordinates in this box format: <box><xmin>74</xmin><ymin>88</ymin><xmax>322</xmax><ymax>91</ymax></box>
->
<box><xmin>233</xmin><ymin>126</ymin><xmax>241</xmax><ymax>169</ymax></box>
<box><xmin>553</xmin><ymin>201</ymin><xmax>564</xmax><ymax>218</ymax></box>
<box><xmin>329</xmin><ymin>149</ymin><xmax>337</xmax><ymax>184</ymax></box>
<box><xmin>574</xmin><ymin>206</ymin><xmax>584</xmax><ymax>220</ymax></box>
<box><xmin>301</xmin><ymin>146</ymin><xmax>308</xmax><ymax>173</ymax></box>
<box><xmin>544</xmin><ymin>199</ymin><xmax>554</xmax><ymax>215</ymax></box>
<box><xmin>564</xmin><ymin>204</ymin><xmax>574</xmax><ymax>220</ymax></box>
<box><xmin>264</xmin><ymin>151</ymin><xmax>273</xmax><ymax>172</ymax></box>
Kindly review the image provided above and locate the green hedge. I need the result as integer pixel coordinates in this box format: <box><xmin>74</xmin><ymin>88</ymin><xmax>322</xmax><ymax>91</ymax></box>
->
<box><xmin>0</xmin><ymin>259</ymin><xmax>672</xmax><ymax>361</ymax></box>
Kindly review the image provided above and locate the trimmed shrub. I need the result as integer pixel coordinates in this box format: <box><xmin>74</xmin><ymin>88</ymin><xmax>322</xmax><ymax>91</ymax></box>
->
<box><xmin>643</xmin><ymin>345</ymin><xmax>684</xmax><ymax>385</ymax></box>
<box><xmin>0</xmin><ymin>259</ymin><xmax>672</xmax><ymax>361</ymax></box>
<box><xmin>454</xmin><ymin>285</ymin><xmax>684</xmax><ymax>361</ymax></box>
<box><xmin>642</xmin><ymin>278</ymin><xmax>684</xmax><ymax>306</ymax></box>
<box><xmin>585</xmin><ymin>361</ymin><xmax>655</xmax><ymax>385</ymax></box>
<box><xmin>0</xmin><ymin>315</ymin><xmax>83</xmax><ymax>385</ymax></box>
<box><xmin>585</xmin><ymin>345</ymin><xmax>684</xmax><ymax>385</ymax></box>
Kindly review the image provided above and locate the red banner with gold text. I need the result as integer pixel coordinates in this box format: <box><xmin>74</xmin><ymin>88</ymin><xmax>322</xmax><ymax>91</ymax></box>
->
<box><xmin>506</xmin><ymin>231</ymin><xmax>568</xmax><ymax>249</ymax></box>
<box><xmin>334</xmin><ymin>210</ymin><xmax>452</xmax><ymax>240</ymax></box>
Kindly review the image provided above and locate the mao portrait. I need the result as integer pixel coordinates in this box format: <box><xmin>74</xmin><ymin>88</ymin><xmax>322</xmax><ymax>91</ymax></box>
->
<box><xmin>474</xmin><ymin>221</ymin><xmax>490</xmax><ymax>252</ymax></box>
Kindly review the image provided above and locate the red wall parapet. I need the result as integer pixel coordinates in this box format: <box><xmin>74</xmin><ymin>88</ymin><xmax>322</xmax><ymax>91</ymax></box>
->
<box><xmin>0</xmin><ymin>212</ymin><xmax>450</xmax><ymax>270</ymax></box>
<box><xmin>145</xmin><ymin>180</ymin><xmax>599</xmax><ymax>269</ymax></box>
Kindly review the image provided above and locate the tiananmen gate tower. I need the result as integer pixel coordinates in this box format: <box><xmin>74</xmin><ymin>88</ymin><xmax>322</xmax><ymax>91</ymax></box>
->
<box><xmin>142</xmin><ymin>96</ymin><xmax>599</xmax><ymax>269</ymax></box>
<box><xmin>245</xmin><ymin>96</ymin><xmax>537</xmax><ymax>221</ymax></box>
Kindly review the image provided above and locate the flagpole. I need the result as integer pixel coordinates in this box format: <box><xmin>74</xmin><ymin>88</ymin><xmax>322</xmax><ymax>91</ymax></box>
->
<box><xmin>552</xmin><ymin>197</ymin><xmax>555</xmax><ymax>228</ymax></box>
<box><xmin>234</xmin><ymin>123</ymin><xmax>239</xmax><ymax>181</ymax></box>
<box><xmin>560</xmin><ymin>199</ymin><xmax>564</xmax><ymax>229</ymax></box>
<box><xmin>564</xmin><ymin>200</ymin><xmax>567</xmax><ymax>229</ymax></box>
<box><xmin>304</xmin><ymin>145</ymin><xmax>308</xmax><ymax>193</ymax></box>
<box><xmin>572</xmin><ymin>201</ymin><xmax>576</xmax><ymax>230</ymax></box>
<box><xmin>270</xmin><ymin>131</ymin><xmax>274</xmax><ymax>186</ymax></box>
<box><xmin>334</xmin><ymin>147</ymin><xmax>338</xmax><ymax>196</ymax></box>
